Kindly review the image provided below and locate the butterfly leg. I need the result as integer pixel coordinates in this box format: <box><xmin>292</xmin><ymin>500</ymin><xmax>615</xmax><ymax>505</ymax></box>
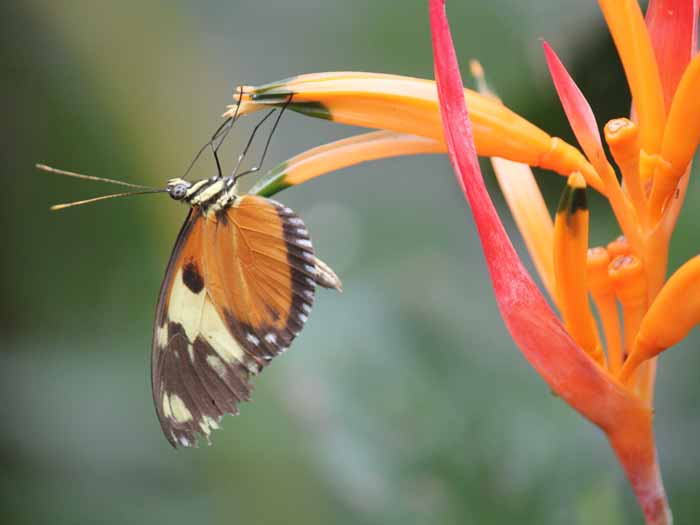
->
<box><xmin>232</xmin><ymin>94</ymin><xmax>294</xmax><ymax>182</ymax></box>
<box><xmin>182</xmin><ymin>89</ymin><xmax>246</xmax><ymax>180</ymax></box>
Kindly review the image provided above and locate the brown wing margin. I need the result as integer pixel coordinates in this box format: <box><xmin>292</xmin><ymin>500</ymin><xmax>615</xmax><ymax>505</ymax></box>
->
<box><xmin>151</xmin><ymin>208</ymin><xmax>204</xmax><ymax>447</ymax></box>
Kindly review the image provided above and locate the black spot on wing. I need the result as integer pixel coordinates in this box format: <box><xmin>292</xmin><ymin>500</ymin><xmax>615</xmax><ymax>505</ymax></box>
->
<box><xmin>182</xmin><ymin>262</ymin><xmax>204</xmax><ymax>294</ymax></box>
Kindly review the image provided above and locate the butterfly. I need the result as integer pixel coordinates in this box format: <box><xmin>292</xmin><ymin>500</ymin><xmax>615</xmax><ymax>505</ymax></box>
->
<box><xmin>37</xmin><ymin>100</ymin><xmax>341</xmax><ymax>448</ymax></box>
<box><xmin>151</xmin><ymin>176</ymin><xmax>340</xmax><ymax>448</ymax></box>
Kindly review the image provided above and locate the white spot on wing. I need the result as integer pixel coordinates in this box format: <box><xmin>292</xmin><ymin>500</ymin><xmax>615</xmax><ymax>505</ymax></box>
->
<box><xmin>162</xmin><ymin>393</ymin><xmax>172</xmax><ymax>418</ymax></box>
<box><xmin>200</xmin><ymin>415</ymin><xmax>220</xmax><ymax>436</ymax></box>
<box><xmin>169</xmin><ymin>394</ymin><xmax>193</xmax><ymax>423</ymax></box>
<box><xmin>296</xmin><ymin>239</ymin><xmax>312</xmax><ymax>248</ymax></box>
<box><xmin>246</xmin><ymin>333</ymin><xmax>260</xmax><ymax>346</ymax></box>
<box><xmin>296</xmin><ymin>228</ymin><xmax>308</xmax><ymax>236</ymax></box>
<box><xmin>298</xmin><ymin>313</ymin><xmax>308</xmax><ymax>323</ymax></box>
<box><xmin>156</xmin><ymin>325</ymin><xmax>169</xmax><ymax>347</ymax></box>
<box><xmin>206</xmin><ymin>354</ymin><xmax>227</xmax><ymax>377</ymax></box>
<box><xmin>302</xmin><ymin>303</ymin><xmax>311</xmax><ymax>313</ymax></box>
<box><xmin>289</xmin><ymin>217</ymin><xmax>304</xmax><ymax>225</ymax></box>
<box><xmin>264</xmin><ymin>333</ymin><xmax>277</xmax><ymax>345</ymax></box>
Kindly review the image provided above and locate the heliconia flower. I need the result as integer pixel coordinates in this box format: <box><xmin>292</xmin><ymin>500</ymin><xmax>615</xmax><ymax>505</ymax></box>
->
<box><xmin>225</xmin><ymin>1</ymin><xmax>700</xmax><ymax>522</ymax></box>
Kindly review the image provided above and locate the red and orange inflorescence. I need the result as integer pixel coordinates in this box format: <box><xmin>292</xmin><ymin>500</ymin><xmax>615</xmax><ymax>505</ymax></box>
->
<box><xmin>227</xmin><ymin>1</ymin><xmax>699</xmax><ymax>522</ymax></box>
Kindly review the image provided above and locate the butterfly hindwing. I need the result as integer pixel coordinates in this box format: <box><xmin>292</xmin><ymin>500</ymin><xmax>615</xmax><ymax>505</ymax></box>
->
<box><xmin>203</xmin><ymin>195</ymin><xmax>317</xmax><ymax>361</ymax></box>
<box><xmin>152</xmin><ymin>196</ymin><xmax>317</xmax><ymax>448</ymax></box>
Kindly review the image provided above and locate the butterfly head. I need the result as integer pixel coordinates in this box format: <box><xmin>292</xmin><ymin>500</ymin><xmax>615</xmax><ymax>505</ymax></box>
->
<box><xmin>166</xmin><ymin>178</ymin><xmax>193</xmax><ymax>201</ymax></box>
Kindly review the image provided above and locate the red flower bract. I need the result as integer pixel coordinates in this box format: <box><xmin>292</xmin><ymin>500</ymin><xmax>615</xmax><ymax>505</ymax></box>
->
<box><xmin>429</xmin><ymin>1</ymin><xmax>670</xmax><ymax>523</ymax></box>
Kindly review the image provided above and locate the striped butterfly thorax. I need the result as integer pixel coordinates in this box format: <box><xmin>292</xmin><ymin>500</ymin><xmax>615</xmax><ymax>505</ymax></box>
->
<box><xmin>153</xmin><ymin>176</ymin><xmax>340</xmax><ymax>447</ymax></box>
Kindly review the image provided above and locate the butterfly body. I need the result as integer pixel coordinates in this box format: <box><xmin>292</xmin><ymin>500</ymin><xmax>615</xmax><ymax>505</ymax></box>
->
<box><xmin>166</xmin><ymin>175</ymin><xmax>238</xmax><ymax>215</ymax></box>
<box><xmin>154</xmin><ymin>175</ymin><xmax>334</xmax><ymax>448</ymax></box>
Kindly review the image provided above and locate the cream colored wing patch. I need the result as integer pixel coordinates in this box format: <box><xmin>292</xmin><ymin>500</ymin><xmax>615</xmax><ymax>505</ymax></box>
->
<box><xmin>152</xmin><ymin>211</ymin><xmax>256</xmax><ymax>448</ymax></box>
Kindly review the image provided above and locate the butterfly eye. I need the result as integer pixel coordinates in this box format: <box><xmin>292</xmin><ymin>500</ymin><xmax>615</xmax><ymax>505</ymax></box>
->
<box><xmin>169</xmin><ymin>183</ymin><xmax>189</xmax><ymax>201</ymax></box>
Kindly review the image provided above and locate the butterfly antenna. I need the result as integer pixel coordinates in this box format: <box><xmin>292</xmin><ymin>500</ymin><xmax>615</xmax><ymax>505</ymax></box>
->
<box><xmin>36</xmin><ymin>163</ymin><xmax>165</xmax><ymax>211</ymax></box>
<box><xmin>232</xmin><ymin>93</ymin><xmax>293</xmax><ymax>182</ymax></box>
<box><xmin>49</xmin><ymin>189</ymin><xmax>166</xmax><ymax>211</ymax></box>
<box><xmin>36</xmin><ymin>164</ymin><xmax>157</xmax><ymax>190</ymax></box>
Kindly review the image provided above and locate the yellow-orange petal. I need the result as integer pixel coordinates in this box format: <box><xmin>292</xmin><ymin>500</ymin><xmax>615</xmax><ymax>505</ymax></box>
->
<box><xmin>604</xmin><ymin>119</ymin><xmax>646</xmax><ymax>220</ymax></box>
<box><xmin>250</xmin><ymin>130</ymin><xmax>444</xmax><ymax>197</ymax></box>
<box><xmin>598</xmin><ymin>0</ymin><xmax>666</xmax><ymax>153</ymax></box>
<box><xmin>649</xmin><ymin>54</ymin><xmax>700</xmax><ymax>221</ymax></box>
<box><xmin>491</xmin><ymin>157</ymin><xmax>556</xmax><ymax>303</ymax></box>
<box><xmin>588</xmin><ymin>247</ymin><xmax>623</xmax><ymax>374</ymax></box>
<box><xmin>620</xmin><ymin>255</ymin><xmax>700</xmax><ymax>382</ymax></box>
<box><xmin>554</xmin><ymin>173</ymin><xmax>605</xmax><ymax>364</ymax></box>
<box><xmin>225</xmin><ymin>73</ymin><xmax>605</xmax><ymax>192</ymax></box>
<box><xmin>470</xmin><ymin>59</ymin><xmax>557</xmax><ymax>304</ymax></box>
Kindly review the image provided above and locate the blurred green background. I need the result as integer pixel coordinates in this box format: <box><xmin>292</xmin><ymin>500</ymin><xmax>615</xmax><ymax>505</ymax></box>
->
<box><xmin>3</xmin><ymin>1</ymin><xmax>699</xmax><ymax>523</ymax></box>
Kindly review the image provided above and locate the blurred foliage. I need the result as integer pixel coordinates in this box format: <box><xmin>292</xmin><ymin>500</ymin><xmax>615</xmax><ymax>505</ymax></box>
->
<box><xmin>2</xmin><ymin>1</ymin><xmax>699</xmax><ymax>524</ymax></box>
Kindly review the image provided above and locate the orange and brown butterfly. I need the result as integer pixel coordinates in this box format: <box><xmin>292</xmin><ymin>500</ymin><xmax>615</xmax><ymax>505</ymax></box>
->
<box><xmin>36</xmin><ymin>122</ymin><xmax>341</xmax><ymax>448</ymax></box>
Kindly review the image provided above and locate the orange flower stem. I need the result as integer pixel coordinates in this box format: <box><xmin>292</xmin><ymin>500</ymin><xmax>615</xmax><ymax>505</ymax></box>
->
<box><xmin>594</xmin><ymin>158</ymin><xmax>644</xmax><ymax>255</ymax></box>
<box><xmin>661</xmin><ymin>168</ymin><xmax>691</xmax><ymax>239</ymax></box>
<box><xmin>609</xmin><ymin>255</ymin><xmax>648</xmax><ymax>387</ymax></box>
<box><xmin>604</xmin><ymin>118</ymin><xmax>647</xmax><ymax>223</ymax></box>
<box><xmin>638</xmin><ymin>360</ymin><xmax>656</xmax><ymax>406</ymax></box>
<box><xmin>607</xmin><ymin>415</ymin><xmax>671</xmax><ymax>525</ymax></box>
<box><xmin>587</xmin><ymin>247</ymin><xmax>623</xmax><ymax>373</ymax></box>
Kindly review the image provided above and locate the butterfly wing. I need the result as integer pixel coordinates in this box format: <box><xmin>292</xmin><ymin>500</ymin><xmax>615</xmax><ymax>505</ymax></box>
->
<box><xmin>152</xmin><ymin>196</ymin><xmax>317</xmax><ymax>448</ymax></box>
<box><xmin>152</xmin><ymin>209</ymin><xmax>243</xmax><ymax>448</ymax></box>
<box><xmin>201</xmin><ymin>195</ymin><xmax>317</xmax><ymax>362</ymax></box>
